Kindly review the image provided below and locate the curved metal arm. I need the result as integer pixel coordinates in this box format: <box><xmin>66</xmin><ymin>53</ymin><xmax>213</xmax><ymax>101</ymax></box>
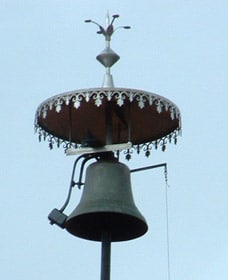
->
<box><xmin>59</xmin><ymin>153</ymin><xmax>99</xmax><ymax>212</ymax></box>
<box><xmin>77</xmin><ymin>155</ymin><xmax>96</xmax><ymax>189</ymax></box>
<box><xmin>48</xmin><ymin>154</ymin><xmax>98</xmax><ymax>228</ymax></box>
<box><xmin>59</xmin><ymin>154</ymin><xmax>87</xmax><ymax>212</ymax></box>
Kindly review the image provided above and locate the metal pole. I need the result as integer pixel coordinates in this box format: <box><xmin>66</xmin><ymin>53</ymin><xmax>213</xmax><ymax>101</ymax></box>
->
<box><xmin>105</xmin><ymin>102</ymin><xmax>113</xmax><ymax>145</ymax></box>
<box><xmin>100</xmin><ymin>232</ymin><xmax>111</xmax><ymax>280</ymax></box>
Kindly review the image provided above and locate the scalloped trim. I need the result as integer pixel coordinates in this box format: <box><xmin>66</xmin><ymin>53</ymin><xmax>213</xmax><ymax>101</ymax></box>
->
<box><xmin>35</xmin><ymin>88</ymin><xmax>181</xmax><ymax>123</ymax></box>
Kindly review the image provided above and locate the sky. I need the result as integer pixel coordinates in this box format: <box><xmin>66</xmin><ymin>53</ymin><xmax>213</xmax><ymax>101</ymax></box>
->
<box><xmin>1</xmin><ymin>1</ymin><xmax>227</xmax><ymax>279</ymax></box>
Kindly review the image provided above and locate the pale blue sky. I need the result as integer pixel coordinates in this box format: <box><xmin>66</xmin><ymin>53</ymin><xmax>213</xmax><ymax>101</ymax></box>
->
<box><xmin>1</xmin><ymin>1</ymin><xmax>227</xmax><ymax>280</ymax></box>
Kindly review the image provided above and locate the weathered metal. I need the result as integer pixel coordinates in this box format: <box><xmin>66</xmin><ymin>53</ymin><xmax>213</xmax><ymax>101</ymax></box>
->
<box><xmin>65</xmin><ymin>156</ymin><xmax>148</xmax><ymax>241</ymax></box>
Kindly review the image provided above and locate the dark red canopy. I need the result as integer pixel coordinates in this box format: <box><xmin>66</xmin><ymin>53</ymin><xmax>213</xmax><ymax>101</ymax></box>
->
<box><xmin>35</xmin><ymin>87</ymin><xmax>181</xmax><ymax>158</ymax></box>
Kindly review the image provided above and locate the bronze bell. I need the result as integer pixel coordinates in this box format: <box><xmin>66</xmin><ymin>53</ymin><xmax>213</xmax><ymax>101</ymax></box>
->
<box><xmin>65</xmin><ymin>156</ymin><xmax>148</xmax><ymax>242</ymax></box>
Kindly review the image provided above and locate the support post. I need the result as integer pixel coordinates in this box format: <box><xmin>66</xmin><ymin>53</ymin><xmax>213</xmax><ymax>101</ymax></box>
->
<box><xmin>105</xmin><ymin>102</ymin><xmax>113</xmax><ymax>145</ymax></box>
<box><xmin>100</xmin><ymin>232</ymin><xmax>111</xmax><ymax>280</ymax></box>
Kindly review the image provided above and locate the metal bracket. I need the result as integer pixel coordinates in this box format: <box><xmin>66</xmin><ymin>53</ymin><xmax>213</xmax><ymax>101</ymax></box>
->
<box><xmin>130</xmin><ymin>163</ymin><xmax>168</xmax><ymax>185</ymax></box>
<box><xmin>66</xmin><ymin>142</ymin><xmax>132</xmax><ymax>156</ymax></box>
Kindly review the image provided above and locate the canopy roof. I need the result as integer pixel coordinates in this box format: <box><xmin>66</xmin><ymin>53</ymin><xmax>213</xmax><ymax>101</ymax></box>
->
<box><xmin>35</xmin><ymin>87</ymin><xmax>181</xmax><ymax>158</ymax></box>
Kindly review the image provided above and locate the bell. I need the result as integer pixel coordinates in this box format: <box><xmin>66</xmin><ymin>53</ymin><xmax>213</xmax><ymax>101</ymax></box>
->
<box><xmin>65</xmin><ymin>156</ymin><xmax>148</xmax><ymax>242</ymax></box>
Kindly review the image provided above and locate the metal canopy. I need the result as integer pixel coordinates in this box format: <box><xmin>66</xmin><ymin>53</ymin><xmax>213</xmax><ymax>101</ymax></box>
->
<box><xmin>35</xmin><ymin>87</ymin><xmax>181</xmax><ymax>157</ymax></box>
<box><xmin>34</xmin><ymin>14</ymin><xmax>181</xmax><ymax>158</ymax></box>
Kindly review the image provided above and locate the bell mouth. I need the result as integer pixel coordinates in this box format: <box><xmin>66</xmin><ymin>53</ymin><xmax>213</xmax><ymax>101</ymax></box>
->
<box><xmin>65</xmin><ymin>212</ymin><xmax>148</xmax><ymax>242</ymax></box>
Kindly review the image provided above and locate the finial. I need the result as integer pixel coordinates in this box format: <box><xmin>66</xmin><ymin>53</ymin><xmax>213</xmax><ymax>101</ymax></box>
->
<box><xmin>85</xmin><ymin>14</ymin><xmax>130</xmax><ymax>42</ymax></box>
<box><xmin>85</xmin><ymin>14</ymin><xmax>130</xmax><ymax>88</ymax></box>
